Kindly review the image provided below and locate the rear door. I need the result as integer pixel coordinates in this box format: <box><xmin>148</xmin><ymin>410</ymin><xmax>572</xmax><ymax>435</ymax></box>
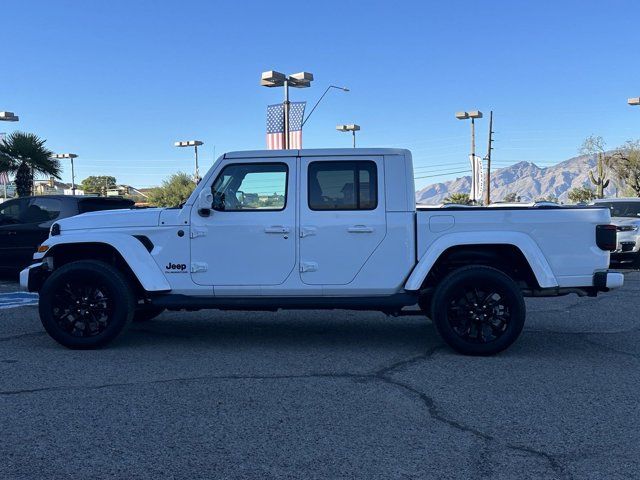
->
<box><xmin>299</xmin><ymin>156</ymin><xmax>386</xmax><ymax>285</ymax></box>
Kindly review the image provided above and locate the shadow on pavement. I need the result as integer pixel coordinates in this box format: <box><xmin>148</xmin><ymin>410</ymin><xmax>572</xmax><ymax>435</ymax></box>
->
<box><xmin>121</xmin><ymin>313</ymin><xmax>437</xmax><ymax>350</ymax></box>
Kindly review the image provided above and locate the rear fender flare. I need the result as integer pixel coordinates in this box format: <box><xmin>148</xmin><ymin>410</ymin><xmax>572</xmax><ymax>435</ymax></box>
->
<box><xmin>404</xmin><ymin>231</ymin><xmax>558</xmax><ymax>291</ymax></box>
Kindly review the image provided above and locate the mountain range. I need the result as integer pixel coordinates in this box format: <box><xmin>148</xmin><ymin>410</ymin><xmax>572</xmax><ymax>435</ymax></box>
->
<box><xmin>414</xmin><ymin>154</ymin><xmax>616</xmax><ymax>204</ymax></box>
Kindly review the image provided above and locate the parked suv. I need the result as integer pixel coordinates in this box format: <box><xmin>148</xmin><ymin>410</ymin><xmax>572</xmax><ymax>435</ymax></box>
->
<box><xmin>0</xmin><ymin>195</ymin><xmax>134</xmax><ymax>271</ymax></box>
<box><xmin>592</xmin><ymin>198</ymin><xmax>640</xmax><ymax>267</ymax></box>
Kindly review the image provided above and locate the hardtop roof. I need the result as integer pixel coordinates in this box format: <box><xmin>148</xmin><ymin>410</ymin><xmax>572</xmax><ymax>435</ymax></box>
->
<box><xmin>223</xmin><ymin>148</ymin><xmax>410</xmax><ymax>159</ymax></box>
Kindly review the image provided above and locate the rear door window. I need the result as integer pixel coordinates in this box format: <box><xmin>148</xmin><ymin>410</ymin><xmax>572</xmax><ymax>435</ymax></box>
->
<box><xmin>308</xmin><ymin>161</ymin><xmax>378</xmax><ymax>211</ymax></box>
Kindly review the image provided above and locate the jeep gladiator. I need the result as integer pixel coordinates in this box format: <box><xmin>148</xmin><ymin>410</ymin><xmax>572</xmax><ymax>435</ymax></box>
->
<box><xmin>20</xmin><ymin>148</ymin><xmax>623</xmax><ymax>355</ymax></box>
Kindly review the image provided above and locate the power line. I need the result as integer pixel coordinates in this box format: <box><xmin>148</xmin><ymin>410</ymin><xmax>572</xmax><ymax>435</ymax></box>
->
<box><xmin>414</xmin><ymin>169</ymin><xmax>472</xmax><ymax>179</ymax></box>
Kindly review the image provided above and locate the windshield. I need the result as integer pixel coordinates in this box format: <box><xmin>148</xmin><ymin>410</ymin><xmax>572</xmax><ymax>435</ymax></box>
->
<box><xmin>597</xmin><ymin>202</ymin><xmax>640</xmax><ymax>218</ymax></box>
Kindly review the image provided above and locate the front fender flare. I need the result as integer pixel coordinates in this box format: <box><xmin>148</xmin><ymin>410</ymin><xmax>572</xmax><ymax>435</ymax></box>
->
<box><xmin>404</xmin><ymin>231</ymin><xmax>558</xmax><ymax>291</ymax></box>
<box><xmin>35</xmin><ymin>233</ymin><xmax>171</xmax><ymax>292</ymax></box>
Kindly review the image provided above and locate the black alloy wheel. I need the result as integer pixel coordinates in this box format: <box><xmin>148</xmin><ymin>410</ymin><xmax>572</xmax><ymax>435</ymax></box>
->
<box><xmin>39</xmin><ymin>260</ymin><xmax>135</xmax><ymax>349</ymax></box>
<box><xmin>51</xmin><ymin>279</ymin><xmax>113</xmax><ymax>337</ymax></box>
<box><xmin>447</xmin><ymin>287</ymin><xmax>510</xmax><ymax>344</ymax></box>
<box><xmin>431</xmin><ymin>266</ymin><xmax>525</xmax><ymax>355</ymax></box>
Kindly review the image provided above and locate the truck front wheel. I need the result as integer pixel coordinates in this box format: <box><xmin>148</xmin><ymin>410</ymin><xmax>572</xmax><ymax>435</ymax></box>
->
<box><xmin>39</xmin><ymin>260</ymin><xmax>135</xmax><ymax>349</ymax></box>
<box><xmin>431</xmin><ymin>266</ymin><xmax>525</xmax><ymax>356</ymax></box>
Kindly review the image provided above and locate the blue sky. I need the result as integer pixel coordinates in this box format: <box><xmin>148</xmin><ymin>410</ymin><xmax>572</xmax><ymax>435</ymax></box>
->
<box><xmin>2</xmin><ymin>0</ymin><xmax>639</xmax><ymax>190</ymax></box>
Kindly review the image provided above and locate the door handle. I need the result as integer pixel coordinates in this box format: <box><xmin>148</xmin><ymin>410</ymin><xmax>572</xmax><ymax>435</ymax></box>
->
<box><xmin>347</xmin><ymin>225</ymin><xmax>373</xmax><ymax>233</ymax></box>
<box><xmin>264</xmin><ymin>226</ymin><xmax>290</xmax><ymax>234</ymax></box>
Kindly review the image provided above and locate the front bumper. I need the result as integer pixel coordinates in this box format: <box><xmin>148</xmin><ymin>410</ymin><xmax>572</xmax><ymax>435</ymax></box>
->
<box><xmin>19</xmin><ymin>262</ymin><xmax>48</xmax><ymax>293</ymax></box>
<box><xmin>593</xmin><ymin>270</ymin><xmax>624</xmax><ymax>290</ymax></box>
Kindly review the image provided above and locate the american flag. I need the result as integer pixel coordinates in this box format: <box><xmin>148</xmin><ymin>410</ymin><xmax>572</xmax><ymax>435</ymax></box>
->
<box><xmin>266</xmin><ymin>101</ymin><xmax>306</xmax><ymax>150</ymax></box>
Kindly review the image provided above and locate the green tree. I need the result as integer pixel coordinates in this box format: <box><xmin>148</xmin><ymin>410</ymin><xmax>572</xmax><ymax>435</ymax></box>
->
<box><xmin>502</xmin><ymin>192</ymin><xmax>521</xmax><ymax>202</ymax></box>
<box><xmin>610</xmin><ymin>140</ymin><xmax>640</xmax><ymax>197</ymax></box>
<box><xmin>443</xmin><ymin>192</ymin><xmax>472</xmax><ymax>205</ymax></box>
<box><xmin>0</xmin><ymin>132</ymin><xmax>60</xmax><ymax>197</ymax></box>
<box><xmin>147</xmin><ymin>172</ymin><xmax>196</xmax><ymax>207</ymax></box>
<box><xmin>567</xmin><ymin>186</ymin><xmax>597</xmax><ymax>204</ymax></box>
<box><xmin>80</xmin><ymin>176</ymin><xmax>117</xmax><ymax>196</ymax></box>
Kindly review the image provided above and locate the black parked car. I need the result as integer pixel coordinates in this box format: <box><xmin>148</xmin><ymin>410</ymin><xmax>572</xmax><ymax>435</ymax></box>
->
<box><xmin>0</xmin><ymin>195</ymin><xmax>134</xmax><ymax>271</ymax></box>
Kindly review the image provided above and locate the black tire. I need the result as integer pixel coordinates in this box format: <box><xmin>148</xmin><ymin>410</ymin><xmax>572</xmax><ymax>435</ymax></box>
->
<box><xmin>133</xmin><ymin>307</ymin><xmax>165</xmax><ymax>323</ymax></box>
<box><xmin>431</xmin><ymin>266</ymin><xmax>525</xmax><ymax>356</ymax></box>
<box><xmin>39</xmin><ymin>260</ymin><xmax>136</xmax><ymax>349</ymax></box>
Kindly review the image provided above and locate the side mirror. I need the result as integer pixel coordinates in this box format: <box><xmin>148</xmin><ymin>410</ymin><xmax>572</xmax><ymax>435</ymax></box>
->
<box><xmin>197</xmin><ymin>190</ymin><xmax>213</xmax><ymax>217</ymax></box>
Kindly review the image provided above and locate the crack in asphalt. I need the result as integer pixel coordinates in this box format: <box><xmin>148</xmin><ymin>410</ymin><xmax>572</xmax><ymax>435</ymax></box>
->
<box><xmin>0</xmin><ymin>345</ymin><xmax>570</xmax><ymax>478</ymax></box>
<box><xmin>372</xmin><ymin>352</ymin><xmax>570</xmax><ymax>479</ymax></box>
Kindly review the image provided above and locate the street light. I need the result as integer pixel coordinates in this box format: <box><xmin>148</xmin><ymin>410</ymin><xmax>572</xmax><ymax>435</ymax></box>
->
<box><xmin>175</xmin><ymin>140</ymin><xmax>204</xmax><ymax>182</ymax></box>
<box><xmin>0</xmin><ymin>112</ymin><xmax>19</xmax><ymax>122</ymax></box>
<box><xmin>336</xmin><ymin>124</ymin><xmax>361</xmax><ymax>148</ymax></box>
<box><xmin>629</xmin><ymin>97</ymin><xmax>640</xmax><ymax>106</ymax></box>
<box><xmin>52</xmin><ymin>153</ymin><xmax>79</xmax><ymax>195</ymax></box>
<box><xmin>456</xmin><ymin>110</ymin><xmax>483</xmax><ymax>203</ymax></box>
<box><xmin>261</xmin><ymin>70</ymin><xmax>314</xmax><ymax>149</ymax></box>
<box><xmin>302</xmin><ymin>85</ymin><xmax>349</xmax><ymax>127</ymax></box>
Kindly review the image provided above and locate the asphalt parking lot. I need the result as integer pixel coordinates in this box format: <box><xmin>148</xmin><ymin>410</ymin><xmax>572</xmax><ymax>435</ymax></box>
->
<box><xmin>1</xmin><ymin>273</ymin><xmax>639</xmax><ymax>480</ymax></box>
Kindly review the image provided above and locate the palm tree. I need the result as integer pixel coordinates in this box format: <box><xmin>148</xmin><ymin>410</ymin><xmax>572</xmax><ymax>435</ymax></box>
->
<box><xmin>443</xmin><ymin>192</ymin><xmax>472</xmax><ymax>205</ymax></box>
<box><xmin>0</xmin><ymin>132</ymin><xmax>60</xmax><ymax>197</ymax></box>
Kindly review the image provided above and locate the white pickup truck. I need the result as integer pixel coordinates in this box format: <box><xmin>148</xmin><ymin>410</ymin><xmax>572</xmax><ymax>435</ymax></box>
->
<box><xmin>20</xmin><ymin>148</ymin><xmax>623</xmax><ymax>355</ymax></box>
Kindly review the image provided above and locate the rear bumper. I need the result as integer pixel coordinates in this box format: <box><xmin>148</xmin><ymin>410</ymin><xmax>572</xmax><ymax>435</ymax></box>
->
<box><xmin>593</xmin><ymin>270</ymin><xmax>624</xmax><ymax>290</ymax></box>
<box><xmin>19</xmin><ymin>262</ymin><xmax>48</xmax><ymax>293</ymax></box>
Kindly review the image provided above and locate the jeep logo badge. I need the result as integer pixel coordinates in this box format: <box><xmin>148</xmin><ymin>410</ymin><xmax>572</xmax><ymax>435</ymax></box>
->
<box><xmin>165</xmin><ymin>263</ymin><xmax>187</xmax><ymax>272</ymax></box>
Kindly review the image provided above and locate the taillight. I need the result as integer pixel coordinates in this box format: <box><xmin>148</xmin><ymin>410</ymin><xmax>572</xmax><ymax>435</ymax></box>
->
<box><xmin>596</xmin><ymin>224</ymin><xmax>617</xmax><ymax>251</ymax></box>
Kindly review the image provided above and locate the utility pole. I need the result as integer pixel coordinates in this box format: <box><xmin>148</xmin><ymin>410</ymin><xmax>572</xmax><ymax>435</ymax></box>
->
<box><xmin>484</xmin><ymin>111</ymin><xmax>494</xmax><ymax>205</ymax></box>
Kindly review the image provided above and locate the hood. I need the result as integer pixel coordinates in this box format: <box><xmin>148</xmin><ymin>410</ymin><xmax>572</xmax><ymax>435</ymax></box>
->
<box><xmin>56</xmin><ymin>208</ymin><xmax>163</xmax><ymax>231</ymax></box>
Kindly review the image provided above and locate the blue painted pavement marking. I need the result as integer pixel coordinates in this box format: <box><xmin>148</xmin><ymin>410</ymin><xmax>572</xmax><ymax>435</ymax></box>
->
<box><xmin>0</xmin><ymin>292</ymin><xmax>39</xmax><ymax>309</ymax></box>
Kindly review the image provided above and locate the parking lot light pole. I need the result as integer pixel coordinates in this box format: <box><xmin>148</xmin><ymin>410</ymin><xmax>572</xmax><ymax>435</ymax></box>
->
<box><xmin>456</xmin><ymin>111</ymin><xmax>483</xmax><ymax>202</ymax></box>
<box><xmin>175</xmin><ymin>140</ymin><xmax>204</xmax><ymax>182</ymax></box>
<box><xmin>261</xmin><ymin>71</ymin><xmax>314</xmax><ymax>149</ymax></box>
<box><xmin>336</xmin><ymin>124</ymin><xmax>361</xmax><ymax>148</ymax></box>
<box><xmin>52</xmin><ymin>153</ymin><xmax>79</xmax><ymax>195</ymax></box>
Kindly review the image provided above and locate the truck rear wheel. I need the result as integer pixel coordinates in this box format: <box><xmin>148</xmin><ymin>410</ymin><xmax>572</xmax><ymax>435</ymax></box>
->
<box><xmin>39</xmin><ymin>260</ymin><xmax>135</xmax><ymax>349</ymax></box>
<box><xmin>431</xmin><ymin>266</ymin><xmax>525</xmax><ymax>356</ymax></box>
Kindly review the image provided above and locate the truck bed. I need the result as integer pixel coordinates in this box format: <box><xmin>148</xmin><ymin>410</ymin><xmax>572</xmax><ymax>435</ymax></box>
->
<box><xmin>416</xmin><ymin>205</ymin><xmax>610</xmax><ymax>288</ymax></box>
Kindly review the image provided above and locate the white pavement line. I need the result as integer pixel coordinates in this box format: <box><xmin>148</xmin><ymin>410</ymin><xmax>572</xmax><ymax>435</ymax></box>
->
<box><xmin>0</xmin><ymin>293</ymin><xmax>39</xmax><ymax>309</ymax></box>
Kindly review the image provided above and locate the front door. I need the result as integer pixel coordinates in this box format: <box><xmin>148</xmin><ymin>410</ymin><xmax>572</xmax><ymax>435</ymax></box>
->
<box><xmin>190</xmin><ymin>158</ymin><xmax>296</xmax><ymax>286</ymax></box>
<box><xmin>299</xmin><ymin>156</ymin><xmax>386</xmax><ymax>285</ymax></box>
